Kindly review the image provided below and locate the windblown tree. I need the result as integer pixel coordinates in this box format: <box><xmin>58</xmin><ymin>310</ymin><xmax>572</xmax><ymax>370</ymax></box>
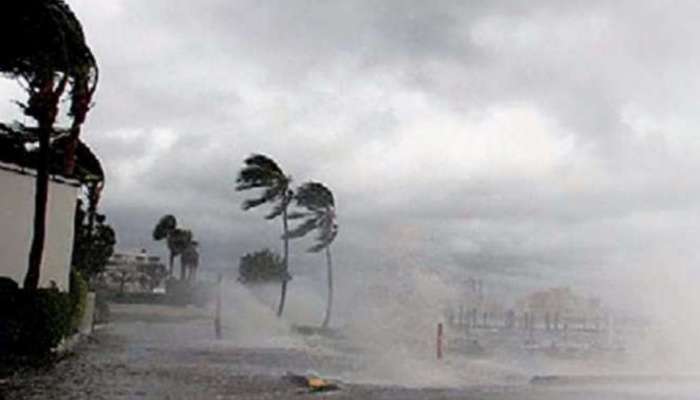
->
<box><xmin>235</xmin><ymin>154</ymin><xmax>293</xmax><ymax>317</ymax></box>
<box><xmin>72</xmin><ymin>202</ymin><xmax>116</xmax><ymax>280</ymax></box>
<box><xmin>181</xmin><ymin>241</ymin><xmax>200</xmax><ymax>282</ymax></box>
<box><xmin>286</xmin><ymin>182</ymin><xmax>338</xmax><ymax>328</ymax></box>
<box><xmin>238</xmin><ymin>249</ymin><xmax>287</xmax><ymax>285</ymax></box>
<box><xmin>69</xmin><ymin>140</ymin><xmax>110</xmax><ymax>281</ymax></box>
<box><xmin>0</xmin><ymin>0</ymin><xmax>98</xmax><ymax>290</ymax></box>
<box><xmin>152</xmin><ymin>215</ymin><xmax>194</xmax><ymax>280</ymax></box>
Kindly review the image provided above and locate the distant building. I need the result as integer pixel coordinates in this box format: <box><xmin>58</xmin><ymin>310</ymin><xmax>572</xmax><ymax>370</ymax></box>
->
<box><xmin>107</xmin><ymin>249</ymin><xmax>163</xmax><ymax>272</ymax></box>
<box><xmin>516</xmin><ymin>287</ymin><xmax>603</xmax><ymax>327</ymax></box>
<box><xmin>102</xmin><ymin>249</ymin><xmax>166</xmax><ymax>293</ymax></box>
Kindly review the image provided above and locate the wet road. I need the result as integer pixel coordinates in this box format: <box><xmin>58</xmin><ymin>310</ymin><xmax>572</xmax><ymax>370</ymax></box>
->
<box><xmin>1</xmin><ymin>303</ymin><xmax>699</xmax><ymax>399</ymax></box>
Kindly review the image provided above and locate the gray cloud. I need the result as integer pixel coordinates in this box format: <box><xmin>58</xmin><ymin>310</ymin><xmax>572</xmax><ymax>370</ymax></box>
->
<box><xmin>2</xmin><ymin>0</ymin><xmax>700</xmax><ymax>308</ymax></box>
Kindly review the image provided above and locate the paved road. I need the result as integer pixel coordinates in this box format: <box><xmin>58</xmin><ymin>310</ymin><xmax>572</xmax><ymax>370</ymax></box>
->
<box><xmin>1</xmin><ymin>303</ymin><xmax>698</xmax><ymax>399</ymax></box>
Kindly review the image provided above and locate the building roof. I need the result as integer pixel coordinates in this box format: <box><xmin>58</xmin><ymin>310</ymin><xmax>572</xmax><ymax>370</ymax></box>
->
<box><xmin>0</xmin><ymin>124</ymin><xmax>103</xmax><ymax>184</ymax></box>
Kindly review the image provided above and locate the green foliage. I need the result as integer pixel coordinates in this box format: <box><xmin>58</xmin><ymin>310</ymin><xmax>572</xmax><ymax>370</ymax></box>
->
<box><xmin>0</xmin><ymin>273</ymin><xmax>91</xmax><ymax>356</ymax></box>
<box><xmin>18</xmin><ymin>289</ymin><xmax>73</xmax><ymax>354</ymax></box>
<box><xmin>0</xmin><ymin>0</ymin><xmax>95</xmax><ymax>80</ymax></box>
<box><xmin>69</xmin><ymin>270</ymin><xmax>88</xmax><ymax>331</ymax></box>
<box><xmin>153</xmin><ymin>215</ymin><xmax>198</xmax><ymax>280</ymax></box>
<box><xmin>235</xmin><ymin>154</ymin><xmax>293</xmax><ymax>219</ymax></box>
<box><xmin>0</xmin><ymin>289</ymin><xmax>73</xmax><ymax>355</ymax></box>
<box><xmin>1</xmin><ymin>0</ymin><xmax>99</xmax><ymax>291</ymax></box>
<box><xmin>72</xmin><ymin>203</ymin><xmax>116</xmax><ymax>279</ymax></box>
<box><xmin>287</xmin><ymin>182</ymin><xmax>338</xmax><ymax>252</ymax></box>
<box><xmin>153</xmin><ymin>214</ymin><xmax>177</xmax><ymax>241</ymax></box>
<box><xmin>238</xmin><ymin>249</ymin><xmax>289</xmax><ymax>284</ymax></box>
<box><xmin>168</xmin><ymin>228</ymin><xmax>193</xmax><ymax>255</ymax></box>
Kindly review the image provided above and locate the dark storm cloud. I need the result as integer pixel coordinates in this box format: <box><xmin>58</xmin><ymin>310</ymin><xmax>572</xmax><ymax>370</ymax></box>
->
<box><xmin>3</xmin><ymin>0</ymin><xmax>700</xmax><ymax>304</ymax></box>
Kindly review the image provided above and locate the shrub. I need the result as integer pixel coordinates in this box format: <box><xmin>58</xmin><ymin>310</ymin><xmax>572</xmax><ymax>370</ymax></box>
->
<box><xmin>238</xmin><ymin>248</ymin><xmax>288</xmax><ymax>284</ymax></box>
<box><xmin>14</xmin><ymin>289</ymin><xmax>73</xmax><ymax>355</ymax></box>
<box><xmin>0</xmin><ymin>287</ymin><xmax>73</xmax><ymax>356</ymax></box>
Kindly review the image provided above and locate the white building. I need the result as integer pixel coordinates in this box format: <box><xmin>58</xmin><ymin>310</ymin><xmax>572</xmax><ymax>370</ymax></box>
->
<box><xmin>106</xmin><ymin>250</ymin><xmax>163</xmax><ymax>272</ymax></box>
<box><xmin>102</xmin><ymin>249</ymin><xmax>166</xmax><ymax>293</ymax></box>
<box><xmin>0</xmin><ymin>162</ymin><xmax>79</xmax><ymax>291</ymax></box>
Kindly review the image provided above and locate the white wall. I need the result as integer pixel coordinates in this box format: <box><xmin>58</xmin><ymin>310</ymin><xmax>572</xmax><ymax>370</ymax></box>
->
<box><xmin>0</xmin><ymin>167</ymin><xmax>78</xmax><ymax>291</ymax></box>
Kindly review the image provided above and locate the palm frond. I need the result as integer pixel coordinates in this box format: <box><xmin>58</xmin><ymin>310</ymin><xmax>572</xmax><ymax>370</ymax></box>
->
<box><xmin>287</xmin><ymin>211</ymin><xmax>311</xmax><ymax>220</ymax></box>
<box><xmin>242</xmin><ymin>197</ymin><xmax>267</xmax><ymax>210</ymax></box>
<box><xmin>244</xmin><ymin>153</ymin><xmax>284</xmax><ymax>175</ymax></box>
<box><xmin>309</xmin><ymin>222</ymin><xmax>338</xmax><ymax>253</ymax></box>
<box><xmin>167</xmin><ymin>228</ymin><xmax>192</xmax><ymax>255</ymax></box>
<box><xmin>235</xmin><ymin>154</ymin><xmax>291</xmax><ymax>218</ymax></box>
<box><xmin>295</xmin><ymin>182</ymin><xmax>334</xmax><ymax>211</ymax></box>
<box><xmin>153</xmin><ymin>214</ymin><xmax>177</xmax><ymax>240</ymax></box>
<box><xmin>265</xmin><ymin>189</ymin><xmax>293</xmax><ymax>220</ymax></box>
<box><xmin>284</xmin><ymin>217</ymin><xmax>319</xmax><ymax>239</ymax></box>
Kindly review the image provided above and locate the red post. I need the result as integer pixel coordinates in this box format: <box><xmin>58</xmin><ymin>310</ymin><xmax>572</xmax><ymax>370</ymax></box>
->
<box><xmin>437</xmin><ymin>322</ymin><xmax>443</xmax><ymax>360</ymax></box>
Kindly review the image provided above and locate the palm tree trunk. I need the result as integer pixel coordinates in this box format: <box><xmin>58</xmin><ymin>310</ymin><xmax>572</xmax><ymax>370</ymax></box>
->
<box><xmin>277</xmin><ymin>205</ymin><xmax>289</xmax><ymax>317</ymax></box>
<box><xmin>23</xmin><ymin>76</ymin><xmax>66</xmax><ymax>290</ymax></box>
<box><xmin>23</xmin><ymin>128</ymin><xmax>51</xmax><ymax>290</ymax></box>
<box><xmin>169</xmin><ymin>252</ymin><xmax>175</xmax><ymax>277</ymax></box>
<box><xmin>321</xmin><ymin>246</ymin><xmax>333</xmax><ymax>328</ymax></box>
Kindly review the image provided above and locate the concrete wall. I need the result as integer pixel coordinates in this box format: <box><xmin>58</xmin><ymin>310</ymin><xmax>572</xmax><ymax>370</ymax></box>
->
<box><xmin>0</xmin><ymin>166</ymin><xmax>78</xmax><ymax>291</ymax></box>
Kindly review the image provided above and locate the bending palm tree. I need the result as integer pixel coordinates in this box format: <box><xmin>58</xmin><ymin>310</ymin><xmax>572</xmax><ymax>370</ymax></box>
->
<box><xmin>286</xmin><ymin>182</ymin><xmax>338</xmax><ymax>328</ymax></box>
<box><xmin>153</xmin><ymin>215</ymin><xmax>193</xmax><ymax>280</ymax></box>
<box><xmin>1</xmin><ymin>0</ymin><xmax>98</xmax><ymax>289</ymax></box>
<box><xmin>236</xmin><ymin>154</ymin><xmax>293</xmax><ymax>317</ymax></box>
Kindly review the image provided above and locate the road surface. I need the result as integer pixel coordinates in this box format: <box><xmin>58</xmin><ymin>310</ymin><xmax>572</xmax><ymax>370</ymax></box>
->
<box><xmin>1</xmin><ymin>303</ymin><xmax>698</xmax><ymax>399</ymax></box>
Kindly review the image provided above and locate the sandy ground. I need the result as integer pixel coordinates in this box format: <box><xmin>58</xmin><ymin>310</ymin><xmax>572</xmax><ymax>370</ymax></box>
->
<box><xmin>0</xmin><ymin>303</ymin><xmax>699</xmax><ymax>399</ymax></box>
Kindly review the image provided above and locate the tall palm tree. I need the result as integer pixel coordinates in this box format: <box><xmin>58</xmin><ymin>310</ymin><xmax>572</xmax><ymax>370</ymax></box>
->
<box><xmin>153</xmin><ymin>215</ymin><xmax>193</xmax><ymax>280</ymax></box>
<box><xmin>286</xmin><ymin>182</ymin><xmax>338</xmax><ymax>328</ymax></box>
<box><xmin>0</xmin><ymin>0</ymin><xmax>99</xmax><ymax>290</ymax></box>
<box><xmin>235</xmin><ymin>154</ymin><xmax>293</xmax><ymax>317</ymax></box>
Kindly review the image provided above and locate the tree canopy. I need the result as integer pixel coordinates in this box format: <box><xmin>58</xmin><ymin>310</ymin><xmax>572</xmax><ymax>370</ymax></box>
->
<box><xmin>287</xmin><ymin>182</ymin><xmax>338</xmax><ymax>252</ymax></box>
<box><xmin>238</xmin><ymin>249</ymin><xmax>289</xmax><ymax>284</ymax></box>
<box><xmin>71</xmin><ymin>202</ymin><xmax>116</xmax><ymax>279</ymax></box>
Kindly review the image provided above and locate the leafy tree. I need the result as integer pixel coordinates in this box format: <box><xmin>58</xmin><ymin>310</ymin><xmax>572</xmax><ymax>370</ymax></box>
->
<box><xmin>235</xmin><ymin>154</ymin><xmax>293</xmax><ymax>317</ymax></box>
<box><xmin>152</xmin><ymin>215</ymin><xmax>195</xmax><ymax>281</ymax></box>
<box><xmin>238</xmin><ymin>249</ymin><xmax>288</xmax><ymax>284</ymax></box>
<box><xmin>71</xmin><ymin>200</ymin><xmax>116</xmax><ymax>280</ymax></box>
<box><xmin>108</xmin><ymin>269</ymin><xmax>138</xmax><ymax>295</ymax></box>
<box><xmin>286</xmin><ymin>182</ymin><xmax>338</xmax><ymax>328</ymax></box>
<box><xmin>181</xmin><ymin>241</ymin><xmax>200</xmax><ymax>281</ymax></box>
<box><xmin>0</xmin><ymin>0</ymin><xmax>98</xmax><ymax>290</ymax></box>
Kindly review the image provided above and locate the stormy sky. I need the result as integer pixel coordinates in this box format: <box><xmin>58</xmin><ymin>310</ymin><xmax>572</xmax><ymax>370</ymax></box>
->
<box><xmin>3</xmin><ymin>0</ymin><xmax>700</xmax><ymax>306</ymax></box>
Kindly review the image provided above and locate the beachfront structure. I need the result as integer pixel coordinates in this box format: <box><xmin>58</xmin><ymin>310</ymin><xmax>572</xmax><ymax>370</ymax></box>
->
<box><xmin>102</xmin><ymin>249</ymin><xmax>166</xmax><ymax>293</ymax></box>
<box><xmin>516</xmin><ymin>287</ymin><xmax>603</xmax><ymax>329</ymax></box>
<box><xmin>0</xmin><ymin>163</ymin><xmax>80</xmax><ymax>291</ymax></box>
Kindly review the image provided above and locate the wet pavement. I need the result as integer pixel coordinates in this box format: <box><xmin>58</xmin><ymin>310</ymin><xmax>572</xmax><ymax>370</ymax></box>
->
<box><xmin>1</xmin><ymin>303</ymin><xmax>699</xmax><ymax>399</ymax></box>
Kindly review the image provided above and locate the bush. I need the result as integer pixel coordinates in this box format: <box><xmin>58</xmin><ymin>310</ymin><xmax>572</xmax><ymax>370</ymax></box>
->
<box><xmin>14</xmin><ymin>289</ymin><xmax>73</xmax><ymax>355</ymax></box>
<box><xmin>0</xmin><ymin>288</ymin><xmax>74</xmax><ymax>356</ymax></box>
<box><xmin>69</xmin><ymin>270</ymin><xmax>89</xmax><ymax>332</ymax></box>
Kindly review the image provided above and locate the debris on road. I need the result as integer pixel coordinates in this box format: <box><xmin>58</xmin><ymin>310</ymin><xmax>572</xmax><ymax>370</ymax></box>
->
<box><xmin>285</xmin><ymin>372</ymin><xmax>341</xmax><ymax>393</ymax></box>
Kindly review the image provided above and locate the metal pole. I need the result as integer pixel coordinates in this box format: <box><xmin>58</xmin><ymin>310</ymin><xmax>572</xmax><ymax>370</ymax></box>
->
<box><xmin>437</xmin><ymin>323</ymin><xmax>444</xmax><ymax>360</ymax></box>
<box><xmin>215</xmin><ymin>273</ymin><xmax>222</xmax><ymax>340</ymax></box>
